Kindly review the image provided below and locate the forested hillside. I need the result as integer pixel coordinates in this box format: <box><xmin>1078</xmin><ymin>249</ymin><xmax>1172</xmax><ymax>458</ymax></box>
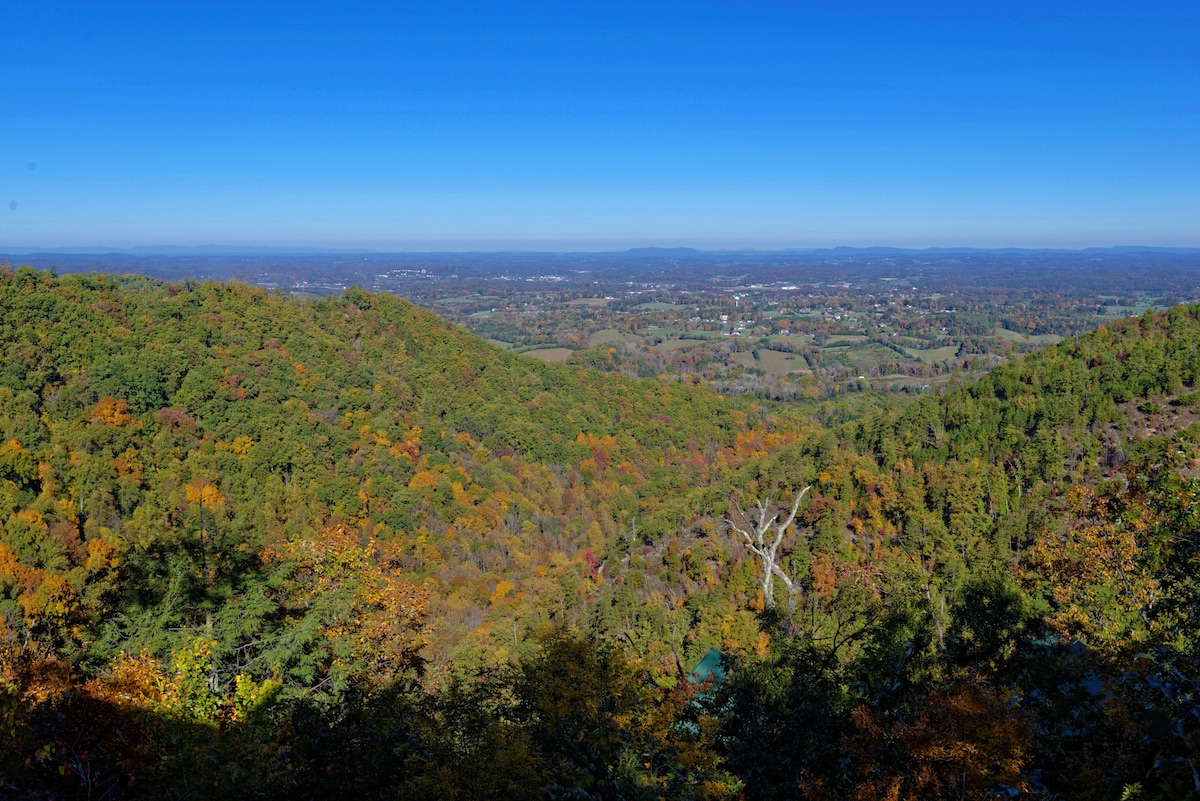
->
<box><xmin>3</xmin><ymin>268</ymin><xmax>1198</xmax><ymax>799</ymax></box>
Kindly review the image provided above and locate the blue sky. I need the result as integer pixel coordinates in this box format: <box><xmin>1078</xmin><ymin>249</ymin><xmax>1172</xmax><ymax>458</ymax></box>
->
<box><xmin>2</xmin><ymin>1</ymin><xmax>1197</xmax><ymax>250</ymax></box>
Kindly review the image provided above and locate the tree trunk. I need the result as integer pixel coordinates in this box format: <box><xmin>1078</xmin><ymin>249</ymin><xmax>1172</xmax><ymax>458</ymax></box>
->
<box><xmin>728</xmin><ymin>486</ymin><xmax>811</xmax><ymax>610</ymax></box>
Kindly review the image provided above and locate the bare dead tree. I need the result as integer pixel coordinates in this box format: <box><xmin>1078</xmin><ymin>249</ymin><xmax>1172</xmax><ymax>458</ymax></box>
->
<box><xmin>728</xmin><ymin>486</ymin><xmax>811</xmax><ymax>610</ymax></box>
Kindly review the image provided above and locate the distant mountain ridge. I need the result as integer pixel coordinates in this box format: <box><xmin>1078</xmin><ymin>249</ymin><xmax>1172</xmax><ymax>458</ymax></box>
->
<box><xmin>4</xmin><ymin>244</ymin><xmax>1199</xmax><ymax>258</ymax></box>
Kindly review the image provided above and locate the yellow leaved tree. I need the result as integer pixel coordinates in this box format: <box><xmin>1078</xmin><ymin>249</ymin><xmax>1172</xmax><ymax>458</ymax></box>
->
<box><xmin>263</xmin><ymin>521</ymin><xmax>430</xmax><ymax>689</ymax></box>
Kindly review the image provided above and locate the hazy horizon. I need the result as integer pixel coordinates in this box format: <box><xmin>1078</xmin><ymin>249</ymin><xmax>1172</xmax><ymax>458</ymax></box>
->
<box><xmin>5</xmin><ymin>242</ymin><xmax>1200</xmax><ymax>257</ymax></box>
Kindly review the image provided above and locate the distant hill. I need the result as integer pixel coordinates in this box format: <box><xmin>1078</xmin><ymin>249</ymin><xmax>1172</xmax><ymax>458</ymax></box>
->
<box><xmin>0</xmin><ymin>267</ymin><xmax>768</xmax><ymax>682</ymax></box>
<box><xmin>5</xmin><ymin>243</ymin><xmax>1199</xmax><ymax>258</ymax></box>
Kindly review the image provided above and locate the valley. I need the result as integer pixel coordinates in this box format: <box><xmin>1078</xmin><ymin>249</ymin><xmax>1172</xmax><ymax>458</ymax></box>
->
<box><xmin>1</xmin><ymin>263</ymin><xmax>1198</xmax><ymax>799</ymax></box>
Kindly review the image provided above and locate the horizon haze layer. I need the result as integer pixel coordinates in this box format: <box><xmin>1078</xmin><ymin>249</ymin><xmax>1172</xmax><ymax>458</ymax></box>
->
<box><xmin>5</xmin><ymin>244</ymin><xmax>1200</xmax><ymax>259</ymax></box>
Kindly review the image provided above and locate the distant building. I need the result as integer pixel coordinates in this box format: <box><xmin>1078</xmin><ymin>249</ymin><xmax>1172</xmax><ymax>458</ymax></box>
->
<box><xmin>688</xmin><ymin>648</ymin><xmax>726</xmax><ymax>686</ymax></box>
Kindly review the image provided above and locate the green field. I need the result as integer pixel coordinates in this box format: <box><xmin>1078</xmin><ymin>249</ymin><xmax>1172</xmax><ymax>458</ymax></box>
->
<box><xmin>589</xmin><ymin>328</ymin><xmax>641</xmax><ymax>347</ymax></box>
<box><xmin>768</xmin><ymin>334</ymin><xmax>812</xmax><ymax>347</ymax></box>
<box><xmin>824</xmin><ymin>335</ymin><xmax>869</xmax><ymax>346</ymax></box>
<box><xmin>903</xmin><ymin>345</ymin><xmax>960</xmax><ymax>363</ymax></box>
<box><xmin>994</xmin><ymin>328</ymin><xmax>1064</xmax><ymax>345</ymax></box>
<box><xmin>755</xmin><ymin>349</ymin><xmax>811</xmax><ymax>375</ymax></box>
<box><xmin>820</xmin><ymin>343</ymin><xmax>912</xmax><ymax>375</ymax></box>
<box><xmin>523</xmin><ymin>347</ymin><xmax>573</xmax><ymax>363</ymax></box>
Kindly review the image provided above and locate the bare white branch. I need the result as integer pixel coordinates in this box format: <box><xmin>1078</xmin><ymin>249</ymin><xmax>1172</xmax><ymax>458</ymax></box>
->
<box><xmin>727</xmin><ymin>486</ymin><xmax>811</xmax><ymax>610</ymax></box>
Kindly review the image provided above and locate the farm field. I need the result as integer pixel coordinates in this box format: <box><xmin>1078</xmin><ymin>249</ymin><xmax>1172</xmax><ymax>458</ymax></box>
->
<box><xmin>754</xmin><ymin>348</ymin><xmax>811</xmax><ymax>375</ymax></box>
<box><xmin>994</xmin><ymin>327</ymin><xmax>1064</xmax><ymax>345</ymax></box>
<box><xmin>589</xmin><ymin>328</ymin><xmax>640</xmax><ymax>346</ymax></box>
<box><xmin>823</xmin><ymin>334</ymin><xmax>869</xmax><ymax>346</ymax></box>
<box><xmin>522</xmin><ymin>347</ymin><xmax>573</xmax><ymax>362</ymax></box>
<box><xmin>904</xmin><ymin>344</ymin><xmax>961</xmax><ymax>363</ymax></box>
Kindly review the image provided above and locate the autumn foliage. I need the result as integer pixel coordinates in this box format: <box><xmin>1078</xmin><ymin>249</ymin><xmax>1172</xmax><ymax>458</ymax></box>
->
<box><xmin>3</xmin><ymin>270</ymin><xmax>1200</xmax><ymax>796</ymax></box>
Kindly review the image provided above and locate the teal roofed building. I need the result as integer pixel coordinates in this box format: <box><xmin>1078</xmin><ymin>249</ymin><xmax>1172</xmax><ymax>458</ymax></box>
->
<box><xmin>688</xmin><ymin>648</ymin><xmax>726</xmax><ymax>686</ymax></box>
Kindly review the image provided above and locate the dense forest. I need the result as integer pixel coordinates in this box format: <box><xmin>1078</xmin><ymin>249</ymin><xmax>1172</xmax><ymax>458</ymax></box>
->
<box><xmin>2</xmin><ymin>268</ymin><xmax>1198</xmax><ymax>799</ymax></box>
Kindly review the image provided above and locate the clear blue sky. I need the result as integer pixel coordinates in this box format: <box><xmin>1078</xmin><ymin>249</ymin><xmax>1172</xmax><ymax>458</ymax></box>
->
<box><xmin>2</xmin><ymin>1</ymin><xmax>1197</xmax><ymax>250</ymax></box>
